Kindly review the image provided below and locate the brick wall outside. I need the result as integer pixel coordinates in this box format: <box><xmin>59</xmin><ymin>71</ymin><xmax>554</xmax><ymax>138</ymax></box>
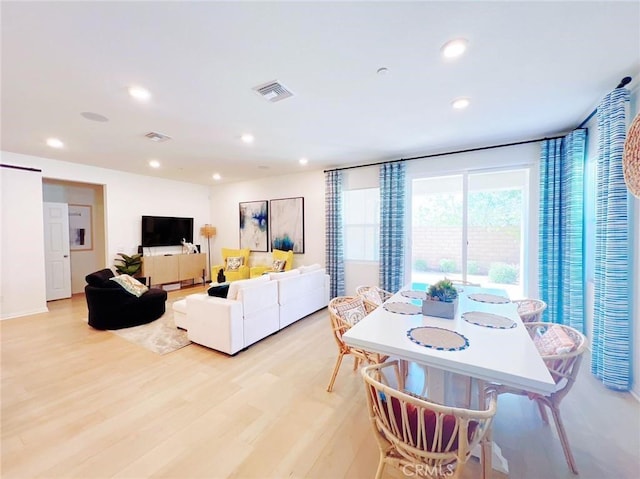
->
<box><xmin>412</xmin><ymin>226</ymin><xmax>520</xmax><ymax>274</ymax></box>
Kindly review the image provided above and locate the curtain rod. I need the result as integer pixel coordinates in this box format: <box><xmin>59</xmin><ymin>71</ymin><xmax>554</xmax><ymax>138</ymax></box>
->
<box><xmin>323</xmin><ymin>135</ymin><xmax>564</xmax><ymax>173</ymax></box>
<box><xmin>0</xmin><ymin>163</ymin><xmax>42</xmax><ymax>173</ymax></box>
<box><xmin>577</xmin><ymin>76</ymin><xmax>633</xmax><ymax>128</ymax></box>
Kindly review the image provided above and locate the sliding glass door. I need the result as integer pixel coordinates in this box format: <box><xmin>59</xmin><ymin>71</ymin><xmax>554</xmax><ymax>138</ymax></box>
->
<box><xmin>411</xmin><ymin>168</ymin><xmax>528</xmax><ymax>298</ymax></box>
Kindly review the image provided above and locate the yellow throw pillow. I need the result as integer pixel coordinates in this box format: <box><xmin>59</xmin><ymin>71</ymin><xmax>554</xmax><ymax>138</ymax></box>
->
<box><xmin>110</xmin><ymin>274</ymin><xmax>149</xmax><ymax>297</ymax></box>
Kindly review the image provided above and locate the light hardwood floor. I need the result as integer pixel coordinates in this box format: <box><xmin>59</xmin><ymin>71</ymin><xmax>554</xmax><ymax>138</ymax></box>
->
<box><xmin>2</xmin><ymin>287</ymin><xmax>639</xmax><ymax>479</ymax></box>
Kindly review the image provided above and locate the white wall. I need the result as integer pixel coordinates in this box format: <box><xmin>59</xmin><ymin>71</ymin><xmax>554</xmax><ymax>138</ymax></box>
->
<box><xmin>1</xmin><ymin>165</ymin><xmax>48</xmax><ymax>319</ymax></box>
<box><xmin>209</xmin><ymin>169</ymin><xmax>326</xmax><ymax>270</ymax></box>
<box><xmin>0</xmin><ymin>151</ymin><xmax>211</xmax><ymax>319</ymax></box>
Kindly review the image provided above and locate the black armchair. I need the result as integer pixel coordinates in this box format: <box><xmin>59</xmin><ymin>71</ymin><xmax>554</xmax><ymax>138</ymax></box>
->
<box><xmin>85</xmin><ymin>269</ymin><xmax>167</xmax><ymax>330</ymax></box>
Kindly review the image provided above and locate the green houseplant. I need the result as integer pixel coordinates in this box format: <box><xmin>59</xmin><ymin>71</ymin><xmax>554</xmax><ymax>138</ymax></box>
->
<box><xmin>114</xmin><ymin>253</ymin><xmax>142</xmax><ymax>277</ymax></box>
<box><xmin>422</xmin><ymin>278</ymin><xmax>459</xmax><ymax>319</ymax></box>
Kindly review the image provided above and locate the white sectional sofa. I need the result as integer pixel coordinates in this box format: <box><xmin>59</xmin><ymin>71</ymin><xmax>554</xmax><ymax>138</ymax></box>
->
<box><xmin>173</xmin><ymin>265</ymin><xmax>329</xmax><ymax>355</ymax></box>
<box><xmin>275</xmin><ymin>264</ymin><xmax>330</xmax><ymax>328</ymax></box>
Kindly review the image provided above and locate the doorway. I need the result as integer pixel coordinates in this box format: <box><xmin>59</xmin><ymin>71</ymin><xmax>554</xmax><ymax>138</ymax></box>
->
<box><xmin>42</xmin><ymin>179</ymin><xmax>106</xmax><ymax>295</ymax></box>
<box><xmin>410</xmin><ymin>168</ymin><xmax>529</xmax><ymax>298</ymax></box>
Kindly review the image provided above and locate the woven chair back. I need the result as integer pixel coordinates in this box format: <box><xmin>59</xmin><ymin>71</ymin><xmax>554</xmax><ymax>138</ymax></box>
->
<box><xmin>362</xmin><ymin>361</ymin><xmax>497</xmax><ymax>479</ymax></box>
<box><xmin>513</xmin><ymin>299</ymin><xmax>547</xmax><ymax>323</ymax></box>
<box><xmin>525</xmin><ymin>322</ymin><xmax>587</xmax><ymax>399</ymax></box>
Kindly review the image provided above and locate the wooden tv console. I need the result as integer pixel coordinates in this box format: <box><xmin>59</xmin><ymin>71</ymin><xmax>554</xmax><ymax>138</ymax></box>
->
<box><xmin>141</xmin><ymin>253</ymin><xmax>206</xmax><ymax>287</ymax></box>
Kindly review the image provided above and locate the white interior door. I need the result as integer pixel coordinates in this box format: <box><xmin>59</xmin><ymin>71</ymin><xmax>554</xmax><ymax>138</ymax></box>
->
<box><xmin>43</xmin><ymin>202</ymin><xmax>72</xmax><ymax>300</ymax></box>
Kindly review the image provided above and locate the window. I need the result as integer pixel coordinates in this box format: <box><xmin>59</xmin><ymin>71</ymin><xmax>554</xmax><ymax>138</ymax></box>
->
<box><xmin>343</xmin><ymin>188</ymin><xmax>380</xmax><ymax>261</ymax></box>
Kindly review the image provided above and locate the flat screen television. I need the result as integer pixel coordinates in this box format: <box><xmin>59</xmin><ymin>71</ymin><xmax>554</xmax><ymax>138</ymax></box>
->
<box><xmin>141</xmin><ymin>215</ymin><xmax>194</xmax><ymax>247</ymax></box>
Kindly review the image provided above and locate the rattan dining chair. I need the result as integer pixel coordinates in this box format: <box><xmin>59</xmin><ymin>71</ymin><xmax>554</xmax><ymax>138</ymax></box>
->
<box><xmin>496</xmin><ymin>322</ymin><xmax>586</xmax><ymax>474</ymax></box>
<box><xmin>355</xmin><ymin>285</ymin><xmax>393</xmax><ymax>313</ymax></box>
<box><xmin>512</xmin><ymin>298</ymin><xmax>547</xmax><ymax>323</ymax></box>
<box><xmin>362</xmin><ymin>361</ymin><xmax>498</xmax><ymax>479</ymax></box>
<box><xmin>327</xmin><ymin>296</ymin><xmax>388</xmax><ymax>392</ymax></box>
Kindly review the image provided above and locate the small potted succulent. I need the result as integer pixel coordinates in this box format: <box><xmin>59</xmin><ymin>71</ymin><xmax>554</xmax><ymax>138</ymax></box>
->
<box><xmin>422</xmin><ymin>278</ymin><xmax>459</xmax><ymax>319</ymax></box>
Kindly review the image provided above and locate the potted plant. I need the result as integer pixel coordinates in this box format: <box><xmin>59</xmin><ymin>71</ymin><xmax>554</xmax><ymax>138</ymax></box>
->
<box><xmin>114</xmin><ymin>253</ymin><xmax>142</xmax><ymax>277</ymax></box>
<box><xmin>422</xmin><ymin>278</ymin><xmax>459</xmax><ymax>319</ymax></box>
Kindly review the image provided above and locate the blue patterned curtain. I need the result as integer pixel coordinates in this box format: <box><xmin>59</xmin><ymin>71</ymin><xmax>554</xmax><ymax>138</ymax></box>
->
<box><xmin>538</xmin><ymin>130</ymin><xmax>586</xmax><ymax>331</ymax></box>
<box><xmin>592</xmin><ymin>88</ymin><xmax>632</xmax><ymax>391</ymax></box>
<box><xmin>379</xmin><ymin>162</ymin><xmax>406</xmax><ymax>293</ymax></box>
<box><xmin>325</xmin><ymin>170</ymin><xmax>345</xmax><ymax>298</ymax></box>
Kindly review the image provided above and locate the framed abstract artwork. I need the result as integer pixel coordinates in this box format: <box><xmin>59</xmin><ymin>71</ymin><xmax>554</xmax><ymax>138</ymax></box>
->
<box><xmin>68</xmin><ymin>204</ymin><xmax>93</xmax><ymax>251</ymax></box>
<box><xmin>270</xmin><ymin>197</ymin><xmax>304</xmax><ymax>253</ymax></box>
<box><xmin>239</xmin><ymin>200</ymin><xmax>269</xmax><ymax>252</ymax></box>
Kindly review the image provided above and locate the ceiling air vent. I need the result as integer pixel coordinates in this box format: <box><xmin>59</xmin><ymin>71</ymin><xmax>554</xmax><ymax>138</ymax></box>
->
<box><xmin>253</xmin><ymin>80</ymin><xmax>294</xmax><ymax>103</ymax></box>
<box><xmin>144</xmin><ymin>131</ymin><xmax>172</xmax><ymax>142</ymax></box>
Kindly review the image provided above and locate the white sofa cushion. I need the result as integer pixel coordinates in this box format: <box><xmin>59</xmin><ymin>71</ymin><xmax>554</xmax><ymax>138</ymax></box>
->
<box><xmin>268</xmin><ymin>269</ymin><xmax>301</xmax><ymax>281</ymax></box>
<box><xmin>227</xmin><ymin>274</ymin><xmax>270</xmax><ymax>300</ymax></box>
<box><xmin>186</xmin><ymin>294</ymin><xmax>244</xmax><ymax>355</ymax></box>
<box><xmin>298</xmin><ymin>263</ymin><xmax>322</xmax><ymax>274</ymax></box>
<box><xmin>277</xmin><ymin>268</ymin><xmax>326</xmax><ymax>305</ymax></box>
<box><xmin>172</xmin><ymin>298</ymin><xmax>189</xmax><ymax>330</ymax></box>
<box><xmin>238</xmin><ymin>279</ymin><xmax>279</xmax><ymax>317</ymax></box>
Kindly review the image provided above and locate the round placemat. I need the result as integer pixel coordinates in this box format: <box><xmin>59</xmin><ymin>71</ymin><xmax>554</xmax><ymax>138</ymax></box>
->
<box><xmin>468</xmin><ymin>293</ymin><xmax>511</xmax><ymax>304</ymax></box>
<box><xmin>462</xmin><ymin>311</ymin><xmax>516</xmax><ymax>329</ymax></box>
<box><xmin>400</xmin><ymin>290</ymin><xmax>427</xmax><ymax>300</ymax></box>
<box><xmin>383</xmin><ymin>302</ymin><xmax>421</xmax><ymax>315</ymax></box>
<box><xmin>407</xmin><ymin>326</ymin><xmax>469</xmax><ymax>351</ymax></box>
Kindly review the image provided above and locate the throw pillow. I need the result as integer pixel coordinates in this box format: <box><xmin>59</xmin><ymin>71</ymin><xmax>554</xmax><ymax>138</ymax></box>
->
<box><xmin>226</xmin><ymin>256</ymin><xmax>243</xmax><ymax>272</ymax></box>
<box><xmin>208</xmin><ymin>283</ymin><xmax>230</xmax><ymax>298</ymax></box>
<box><xmin>272</xmin><ymin>259</ymin><xmax>286</xmax><ymax>272</ymax></box>
<box><xmin>109</xmin><ymin>274</ymin><xmax>149</xmax><ymax>297</ymax></box>
<box><xmin>533</xmin><ymin>324</ymin><xmax>575</xmax><ymax>356</ymax></box>
<box><xmin>363</xmin><ymin>288</ymin><xmax>383</xmax><ymax>306</ymax></box>
<box><xmin>334</xmin><ymin>297</ymin><xmax>367</xmax><ymax>326</ymax></box>
<box><xmin>379</xmin><ymin>392</ymin><xmax>478</xmax><ymax>451</ymax></box>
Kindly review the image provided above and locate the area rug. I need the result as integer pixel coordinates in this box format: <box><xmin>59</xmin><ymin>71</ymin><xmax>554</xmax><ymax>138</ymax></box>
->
<box><xmin>109</xmin><ymin>309</ymin><xmax>191</xmax><ymax>355</ymax></box>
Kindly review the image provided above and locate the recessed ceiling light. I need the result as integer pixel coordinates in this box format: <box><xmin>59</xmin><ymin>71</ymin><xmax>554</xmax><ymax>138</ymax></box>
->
<box><xmin>299</xmin><ymin>157</ymin><xmax>309</xmax><ymax>165</ymax></box>
<box><xmin>148</xmin><ymin>159</ymin><xmax>160</xmax><ymax>168</ymax></box>
<box><xmin>46</xmin><ymin>137</ymin><xmax>64</xmax><ymax>148</ymax></box>
<box><xmin>212</xmin><ymin>173</ymin><xmax>221</xmax><ymax>181</ymax></box>
<box><xmin>451</xmin><ymin>97</ymin><xmax>471</xmax><ymax>110</ymax></box>
<box><xmin>441</xmin><ymin>38</ymin><xmax>469</xmax><ymax>59</ymax></box>
<box><xmin>128</xmin><ymin>86</ymin><xmax>151</xmax><ymax>101</ymax></box>
<box><xmin>241</xmin><ymin>134</ymin><xmax>254</xmax><ymax>144</ymax></box>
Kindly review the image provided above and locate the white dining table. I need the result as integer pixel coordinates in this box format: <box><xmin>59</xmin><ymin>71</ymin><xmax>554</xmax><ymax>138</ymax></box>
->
<box><xmin>343</xmin><ymin>283</ymin><xmax>557</xmax><ymax>474</ymax></box>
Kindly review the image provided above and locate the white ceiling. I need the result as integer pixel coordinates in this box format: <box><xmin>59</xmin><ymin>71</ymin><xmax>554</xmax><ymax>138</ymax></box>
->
<box><xmin>2</xmin><ymin>1</ymin><xmax>639</xmax><ymax>185</ymax></box>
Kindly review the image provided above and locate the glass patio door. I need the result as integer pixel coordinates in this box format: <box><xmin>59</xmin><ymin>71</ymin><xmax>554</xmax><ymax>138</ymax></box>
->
<box><xmin>411</xmin><ymin>169</ymin><xmax>528</xmax><ymax>298</ymax></box>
